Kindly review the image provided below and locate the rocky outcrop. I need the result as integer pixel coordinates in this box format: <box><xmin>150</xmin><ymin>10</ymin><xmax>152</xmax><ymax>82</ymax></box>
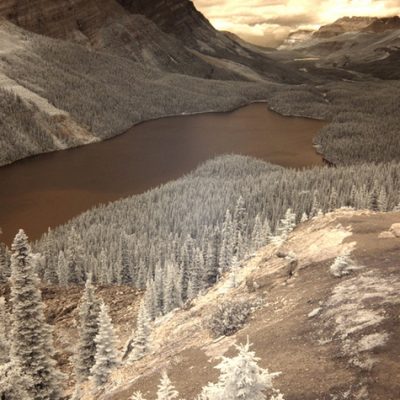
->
<box><xmin>313</xmin><ymin>16</ymin><xmax>376</xmax><ymax>38</ymax></box>
<box><xmin>0</xmin><ymin>0</ymin><xmax>124</xmax><ymax>43</ymax></box>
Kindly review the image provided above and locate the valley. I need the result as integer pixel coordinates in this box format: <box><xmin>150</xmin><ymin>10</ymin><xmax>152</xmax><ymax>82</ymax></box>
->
<box><xmin>0</xmin><ymin>1</ymin><xmax>399</xmax><ymax>400</ymax></box>
<box><xmin>0</xmin><ymin>104</ymin><xmax>324</xmax><ymax>245</ymax></box>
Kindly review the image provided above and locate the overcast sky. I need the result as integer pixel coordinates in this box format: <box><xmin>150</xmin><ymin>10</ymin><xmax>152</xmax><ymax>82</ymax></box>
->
<box><xmin>194</xmin><ymin>0</ymin><xmax>400</xmax><ymax>46</ymax></box>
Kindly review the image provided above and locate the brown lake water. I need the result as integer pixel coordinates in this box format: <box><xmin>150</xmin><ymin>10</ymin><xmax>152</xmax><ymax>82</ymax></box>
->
<box><xmin>0</xmin><ymin>103</ymin><xmax>325</xmax><ymax>245</ymax></box>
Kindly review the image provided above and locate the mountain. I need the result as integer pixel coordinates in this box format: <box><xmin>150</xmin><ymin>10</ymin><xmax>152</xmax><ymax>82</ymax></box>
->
<box><xmin>280</xmin><ymin>16</ymin><xmax>400</xmax><ymax>80</ymax></box>
<box><xmin>313</xmin><ymin>16</ymin><xmax>377</xmax><ymax>38</ymax></box>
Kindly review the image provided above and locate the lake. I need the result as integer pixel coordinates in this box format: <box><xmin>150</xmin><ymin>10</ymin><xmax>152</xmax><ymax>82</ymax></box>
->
<box><xmin>0</xmin><ymin>103</ymin><xmax>325</xmax><ymax>245</ymax></box>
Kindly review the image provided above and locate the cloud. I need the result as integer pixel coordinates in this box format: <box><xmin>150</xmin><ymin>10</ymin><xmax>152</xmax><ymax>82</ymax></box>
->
<box><xmin>194</xmin><ymin>0</ymin><xmax>400</xmax><ymax>46</ymax></box>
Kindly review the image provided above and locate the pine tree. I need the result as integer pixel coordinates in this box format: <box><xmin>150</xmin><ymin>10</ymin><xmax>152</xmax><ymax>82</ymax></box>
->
<box><xmin>156</xmin><ymin>371</ymin><xmax>179</xmax><ymax>400</ymax></box>
<box><xmin>120</xmin><ymin>235</ymin><xmax>133</xmax><ymax>285</ymax></box>
<box><xmin>0</xmin><ymin>297</ymin><xmax>10</xmax><ymax>364</ymax></box>
<box><xmin>128</xmin><ymin>301</ymin><xmax>150</xmax><ymax>363</ymax></box>
<box><xmin>233</xmin><ymin>196</ymin><xmax>247</xmax><ymax>256</ymax></box>
<box><xmin>56</xmin><ymin>251</ymin><xmax>68</xmax><ymax>287</ymax></box>
<box><xmin>75</xmin><ymin>275</ymin><xmax>101</xmax><ymax>381</ymax></box>
<box><xmin>91</xmin><ymin>303</ymin><xmax>119</xmax><ymax>387</ymax></box>
<box><xmin>130</xmin><ymin>392</ymin><xmax>147</xmax><ymax>400</ymax></box>
<box><xmin>9</xmin><ymin>230</ymin><xmax>62</xmax><ymax>400</ymax></box>
<box><xmin>219</xmin><ymin>210</ymin><xmax>234</xmax><ymax>272</ymax></box>
<box><xmin>204</xmin><ymin>239</ymin><xmax>219</xmax><ymax>287</ymax></box>
<box><xmin>377</xmin><ymin>188</ymin><xmax>387</xmax><ymax>212</ymax></box>
<box><xmin>250</xmin><ymin>214</ymin><xmax>264</xmax><ymax>252</ymax></box>
<box><xmin>43</xmin><ymin>228</ymin><xmax>58</xmax><ymax>284</ymax></box>
<box><xmin>310</xmin><ymin>192</ymin><xmax>321</xmax><ymax>218</ymax></box>
<box><xmin>144</xmin><ymin>279</ymin><xmax>158</xmax><ymax>320</ymax></box>
<box><xmin>163</xmin><ymin>263</ymin><xmax>182</xmax><ymax>314</ymax></box>
<box><xmin>0</xmin><ymin>243</ymin><xmax>10</xmax><ymax>284</ymax></box>
<box><xmin>187</xmin><ymin>248</ymin><xmax>204</xmax><ymax>300</ymax></box>
<box><xmin>66</xmin><ymin>228</ymin><xmax>85</xmax><ymax>285</ymax></box>
<box><xmin>201</xmin><ymin>341</ymin><xmax>284</xmax><ymax>400</ymax></box>
<box><xmin>0</xmin><ymin>360</ymin><xmax>32</xmax><ymax>400</ymax></box>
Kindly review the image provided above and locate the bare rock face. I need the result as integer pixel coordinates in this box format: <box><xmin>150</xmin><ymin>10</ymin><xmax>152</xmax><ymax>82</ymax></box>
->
<box><xmin>0</xmin><ymin>0</ymin><xmax>124</xmax><ymax>42</ymax></box>
<box><xmin>313</xmin><ymin>16</ymin><xmax>376</xmax><ymax>38</ymax></box>
<box><xmin>363</xmin><ymin>16</ymin><xmax>400</xmax><ymax>33</ymax></box>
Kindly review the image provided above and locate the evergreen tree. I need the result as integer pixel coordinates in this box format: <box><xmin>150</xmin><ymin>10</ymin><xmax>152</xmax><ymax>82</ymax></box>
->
<box><xmin>378</xmin><ymin>188</ymin><xmax>388</xmax><ymax>212</ymax></box>
<box><xmin>187</xmin><ymin>248</ymin><xmax>204</xmax><ymax>300</ymax></box>
<box><xmin>144</xmin><ymin>279</ymin><xmax>158</xmax><ymax>320</ymax></box>
<box><xmin>75</xmin><ymin>275</ymin><xmax>101</xmax><ymax>381</ymax></box>
<box><xmin>163</xmin><ymin>263</ymin><xmax>182</xmax><ymax>314</ymax></box>
<box><xmin>66</xmin><ymin>228</ymin><xmax>85</xmax><ymax>285</ymax></box>
<box><xmin>201</xmin><ymin>341</ymin><xmax>284</xmax><ymax>400</ymax></box>
<box><xmin>128</xmin><ymin>301</ymin><xmax>150</xmax><ymax>363</ymax></box>
<box><xmin>43</xmin><ymin>228</ymin><xmax>58</xmax><ymax>284</ymax></box>
<box><xmin>0</xmin><ymin>243</ymin><xmax>10</xmax><ymax>284</ymax></box>
<box><xmin>56</xmin><ymin>251</ymin><xmax>68</xmax><ymax>287</ymax></box>
<box><xmin>0</xmin><ymin>361</ymin><xmax>32</xmax><ymax>400</ymax></box>
<box><xmin>120</xmin><ymin>235</ymin><xmax>133</xmax><ymax>285</ymax></box>
<box><xmin>219</xmin><ymin>210</ymin><xmax>234</xmax><ymax>272</ymax></box>
<box><xmin>91</xmin><ymin>303</ymin><xmax>119</xmax><ymax>387</ymax></box>
<box><xmin>310</xmin><ymin>192</ymin><xmax>321</xmax><ymax>218</ymax></box>
<box><xmin>0</xmin><ymin>297</ymin><xmax>10</xmax><ymax>364</ymax></box>
<box><xmin>130</xmin><ymin>392</ymin><xmax>147</xmax><ymax>400</ymax></box>
<box><xmin>156</xmin><ymin>371</ymin><xmax>179</xmax><ymax>400</ymax></box>
<box><xmin>9</xmin><ymin>230</ymin><xmax>62</xmax><ymax>400</ymax></box>
<box><xmin>204</xmin><ymin>239</ymin><xmax>219</xmax><ymax>287</ymax></box>
<box><xmin>233</xmin><ymin>196</ymin><xmax>247</xmax><ymax>256</ymax></box>
<box><xmin>250</xmin><ymin>214</ymin><xmax>264</xmax><ymax>252</ymax></box>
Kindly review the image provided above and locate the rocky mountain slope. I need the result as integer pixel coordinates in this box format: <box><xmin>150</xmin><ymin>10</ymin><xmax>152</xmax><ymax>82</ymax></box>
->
<box><xmin>91</xmin><ymin>209</ymin><xmax>400</xmax><ymax>400</ymax></box>
<box><xmin>3</xmin><ymin>209</ymin><xmax>397</xmax><ymax>399</ymax></box>
<box><xmin>280</xmin><ymin>16</ymin><xmax>400</xmax><ymax>80</ymax></box>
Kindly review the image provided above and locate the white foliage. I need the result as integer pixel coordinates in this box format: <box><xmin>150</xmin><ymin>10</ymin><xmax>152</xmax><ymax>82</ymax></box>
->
<box><xmin>200</xmin><ymin>341</ymin><xmax>284</xmax><ymax>400</ymax></box>
<box><xmin>156</xmin><ymin>371</ymin><xmax>179</xmax><ymax>400</ymax></box>
<box><xmin>91</xmin><ymin>303</ymin><xmax>119</xmax><ymax>387</ymax></box>
<box><xmin>329</xmin><ymin>254</ymin><xmax>355</xmax><ymax>278</ymax></box>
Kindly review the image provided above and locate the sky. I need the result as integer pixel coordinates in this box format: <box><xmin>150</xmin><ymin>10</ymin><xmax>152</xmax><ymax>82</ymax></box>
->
<box><xmin>194</xmin><ymin>0</ymin><xmax>400</xmax><ymax>47</ymax></box>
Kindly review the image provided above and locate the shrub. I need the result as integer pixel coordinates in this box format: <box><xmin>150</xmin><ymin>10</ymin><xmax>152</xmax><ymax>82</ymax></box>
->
<box><xmin>207</xmin><ymin>300</ymin><xmax>252</xmax><ymax>338</ymax></box>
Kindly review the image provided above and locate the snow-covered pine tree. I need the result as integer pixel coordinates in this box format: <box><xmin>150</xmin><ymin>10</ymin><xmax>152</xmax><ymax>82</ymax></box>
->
<box><xmin>0</xmin><ymin>360</ymin><xmax>32</xmax><ymax>400</ymax></box>
<box><xmin>156</xmin><ymin>371</ymin><xmax>179</xmax><ymax>400</ymax></box>
<box><xmin>57</xmin><ymin>251</ymin><xmax>68</xmax><ymax>287</ymax></box>
<box><xmin>9</xmin><ymin>230</ymin><xmax>62</xmax><ymax>400</ymax></box>
<box><xmin>120</xmin><ymin>235</ymin><xmax>133</xmax><ymax>285</ymax></box>
<box><xmin>130</xmin><ymin>392</ymin><xmax>147</xmax><ymax>400</ymax></box>
<box><xmin>0</xmin><ymin>243</ymin><xmax>10</xmax><ymax>284</ymax></box>
<box><xmin>43</xmin><ymin>228</ymin><xmax>58</xmax><ymax>284</ymax></box>
<box><xmin>144</xmin><ymin>279</ymin><xmax>158</xmax><ymax>320</ymax></box>
<box><xmin>310</xmin><ymin>192</ymin><xmax>321</xmax><ymax>218</ymax></box>
<box><xmin>250</xmin><ymin>214</ymin><xmax>264</xmax><ymax>252</ymax></box>
<box><xmin>128</xmin><ymin>300</ymin><xmax>150</xmax><ymax>363</ymax></box>
<box><xmin>204</xmin><ymin>239</ymin><xmax>219</xmax><ymax>287</ymax></box>
<box><xmin>328</xmin><ymin>188</ymin><xmax>338</xmax><ymax>212</ymax></box>
<box><xmin>163</xmin><ymin>263</ymin><xmax>182</xmax><ymax>314</ymax></box>
<box><xmin>97</xmin><ymin>250</ymin><xmax>108</xmax><ymax>285</ymax></box>
<box><xmin>187</xmin><ymin>248</ymin><xmax>204</xmax><ymax>300</ymax></box>
<box><xmin>273</xmin><ymin>209</ymin><xmax>296</xmax><ymax>244</ymax></box>
<box><xmin>233</xmin><ymin>196</ymin><xmax>247</xmax><ymax>256</ymax></box>
<box><xmin>377</xmin><ymin>187</ymin><xmax>388</xmax><ymax>212</ymax></box>
<box><xmin>180</xmin><ymin>236</ymin><xmax>194</xmax><ymax>302</ymax></box>
<box><xmin>66</xmin><ymin>228</ymin><xmax>86</xmax><ymax>285</ymax></box>
<box><xmin>0</xmin><ymin>297</ymin><xmax>10</xmax><ymax>364</ymax></box>
<box><xmin>75</xmin><ymin>274</ymin><xmax>101</xmax><ymax>381</ymax></box>
<box><xmin>200</xmin><ymin>340</ymin><xmax>284</xmax><ymax>400</ymax></box>
<box><xmin>91</xmin><ymin>302</ymin><xmax>119</xmax><ymax>387</ymax></box>
<box><xmin>219</xmin><ymin>209</ymin><xmax>234</xmax><ymax>272</ymax></box>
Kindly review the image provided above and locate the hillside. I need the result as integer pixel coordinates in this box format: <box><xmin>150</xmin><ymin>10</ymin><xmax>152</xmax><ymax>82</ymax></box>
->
<box><xmin>89</xmin><ymin>209</ymin><xmax>400</xmax><ymax>400</ymax></box>
<box><xmin>2</xmin><ymin>210</ymin><xmax>397</xmax><ymax>398</ymax></box>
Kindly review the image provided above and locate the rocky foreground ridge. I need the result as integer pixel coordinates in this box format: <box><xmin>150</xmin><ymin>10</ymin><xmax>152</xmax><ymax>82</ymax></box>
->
<box><xmin>89</xmin><ymin>209</ymin><xmax>399</xmax><ymax>400</ymax></box>
<box><xmin>2</xmin><ymin>210</ymin><xmax>397</xmax><ymax>399</ymax></box>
